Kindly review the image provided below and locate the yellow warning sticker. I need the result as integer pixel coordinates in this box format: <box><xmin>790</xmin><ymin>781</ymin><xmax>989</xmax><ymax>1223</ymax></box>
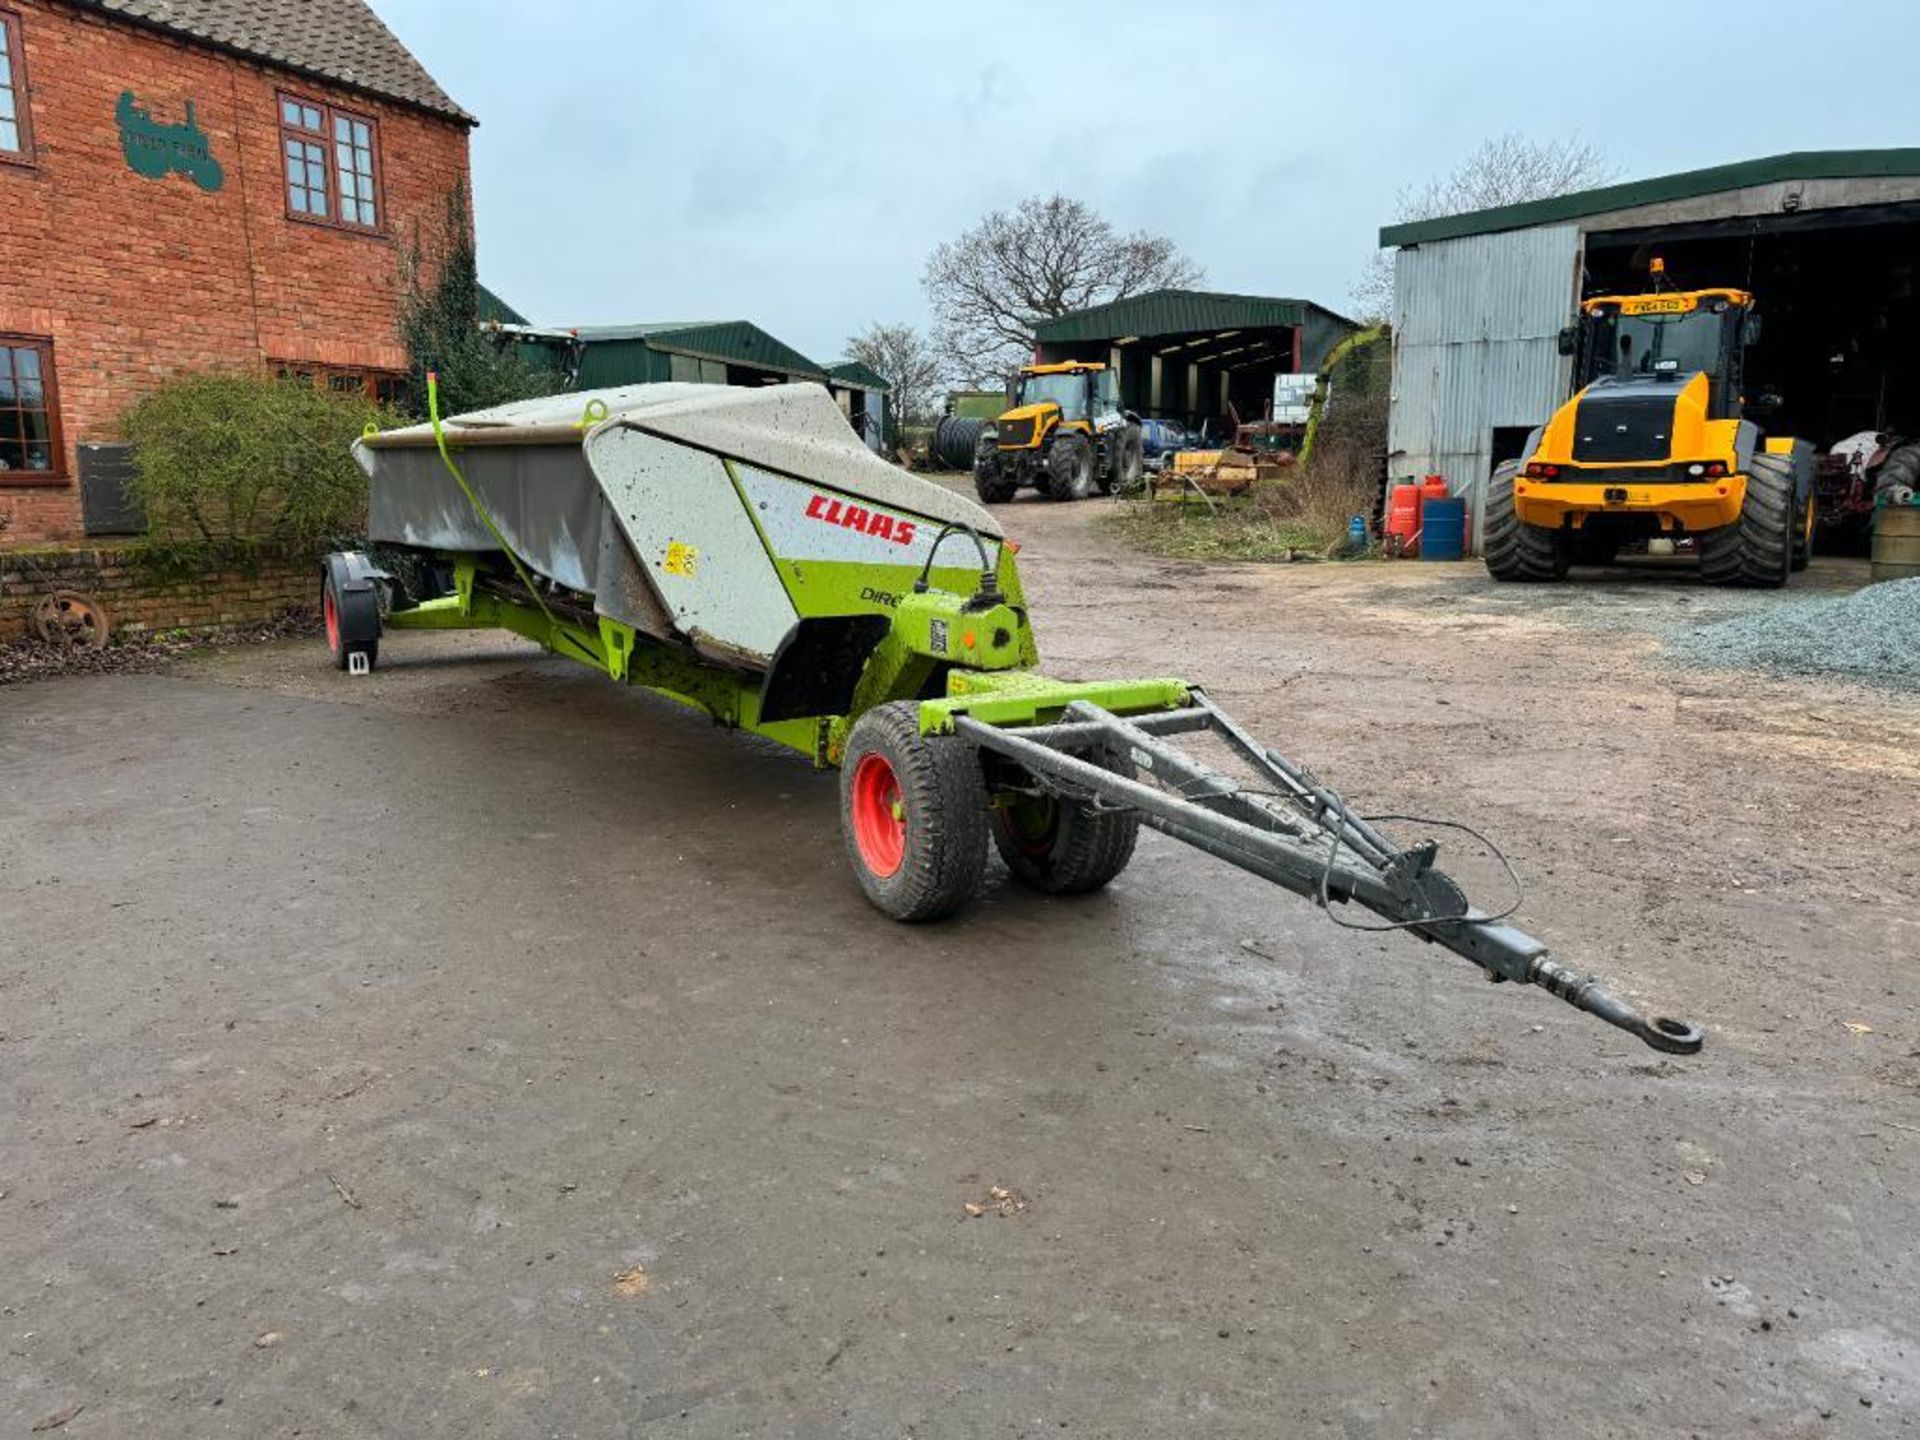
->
<box><xmin>663</xmin><ymin>541</ymin><xmax>698</xmax><ymax>577</ymax></box>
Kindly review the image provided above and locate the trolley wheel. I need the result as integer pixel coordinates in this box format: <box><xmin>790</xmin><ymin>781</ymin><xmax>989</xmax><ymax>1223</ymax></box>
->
<box><xmin>322</xmin><ymin>571</ymin><xmax>377</xmax><ymax>672</ymax></box>
<box><xmin>991</xmin><ymin>750</ymin><xmax>1140</xmax><ymax>894</ymax></box>
<box><xmin>839</xmin><ymin>701</ymin><xmax>988</xmax><ymax>921</ymax></box>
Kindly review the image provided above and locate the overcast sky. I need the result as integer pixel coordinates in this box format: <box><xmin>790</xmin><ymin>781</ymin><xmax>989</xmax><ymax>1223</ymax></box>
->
<box><xmin>375</xmin><ymin>0</ymin><xmax>1919</xmax><ymax>365</ymax></box>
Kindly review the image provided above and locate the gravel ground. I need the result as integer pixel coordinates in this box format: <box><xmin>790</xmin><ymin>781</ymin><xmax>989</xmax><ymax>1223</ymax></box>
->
<box><xmin>3</xmin><ymin>504</ymin><xmax>1916</xmax><ymax>1438</ymax></box>
<box><xmin>1666</xmin><ymin>577</ymin><xmax>1920</xmax><ymax>691</ymax></box>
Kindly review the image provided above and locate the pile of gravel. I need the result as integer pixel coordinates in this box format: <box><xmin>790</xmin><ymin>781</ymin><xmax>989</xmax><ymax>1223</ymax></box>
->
<box><xmin>1664</xmin><ymin>577</ymin><xmax>1920</xmax><ymax>690</ymax></box>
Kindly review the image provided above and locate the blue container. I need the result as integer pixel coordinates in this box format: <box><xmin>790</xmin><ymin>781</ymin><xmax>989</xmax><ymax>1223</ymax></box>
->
<box><xmin>1421</xmin><ymin>497</ymin><xmax>1467</xmax><ymax>560</ymax></box>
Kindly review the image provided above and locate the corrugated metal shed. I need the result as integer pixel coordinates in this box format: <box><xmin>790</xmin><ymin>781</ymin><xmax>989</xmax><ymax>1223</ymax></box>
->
<box><xmin>1388</xmin><ymin>226</ymin><xmax>1581</xmax><ymax>545</ymax></box>
<box><xmin>1033</xmin><ymin>288</ymin><xmax>1358</xmax><ymax>428</ymax></box>
<box><xmin>827</xmin><ymin>360</ymin><xmax>891</xmax><ymax>392</ymax></box>
<box><xmin>1034</xmin><ymin>289</ymin><xmax>1352</xmax><ymax>348</ymax></box>
<box><xmin>1381</xmin><ymin>149</ymin><xmax>1920</xmax><ymax>247</ymax></box>
<box><xmin>1381</xmin><ymin>148</ymin><xmax>1920</xmax><ymax>552</ymax></box>
<box><xmin>824</xmin><ymin>361</ymin><xmax>889</xmax><ymax>452</ymax></box>
<box><xmin>570</xmin><ymin>322</ymin><xmax>827</xmax><ymax>386</ymax></box>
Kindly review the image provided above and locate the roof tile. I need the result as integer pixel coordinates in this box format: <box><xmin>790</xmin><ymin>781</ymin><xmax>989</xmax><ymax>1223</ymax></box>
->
<box><xmin>75</xmin><ymin>0</ymin><xmax>473</xmax><ymax>123</ymax></box>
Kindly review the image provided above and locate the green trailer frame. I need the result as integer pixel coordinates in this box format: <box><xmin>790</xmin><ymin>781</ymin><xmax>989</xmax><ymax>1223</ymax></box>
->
<box><xmin>376</xmin><ymin>548</ymin><xmax>1188</xmax><ymax>767</ymax></box>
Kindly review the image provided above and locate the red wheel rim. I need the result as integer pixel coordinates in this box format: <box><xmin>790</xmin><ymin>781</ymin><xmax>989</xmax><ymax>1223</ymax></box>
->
<box><xmin>323</xmin><ymin>587</ymin><xmax>341</xmax><ymax>652</ymax></box>
<box><xmin>850</xmin><ymin>753</ymin><xmax>907</xmax><ymax>878</ymax></box>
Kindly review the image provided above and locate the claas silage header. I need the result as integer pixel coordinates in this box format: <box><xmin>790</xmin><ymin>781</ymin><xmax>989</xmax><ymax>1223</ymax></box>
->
<box><xmin>320</xmin><ymin>379</ymin><xmax>1702</xmax><ymax>1056</ymax></box>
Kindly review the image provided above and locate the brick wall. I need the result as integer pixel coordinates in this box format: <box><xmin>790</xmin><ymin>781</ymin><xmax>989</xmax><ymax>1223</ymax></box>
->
<box><xmin>0</xmin><ymin>0</ymin><xmax>472</xmax><ymax>542</ymax></box>
<box><xmin>0</xmin><ymin>542</ymin><xmax>315</xmax><ymax>643</ymax></box>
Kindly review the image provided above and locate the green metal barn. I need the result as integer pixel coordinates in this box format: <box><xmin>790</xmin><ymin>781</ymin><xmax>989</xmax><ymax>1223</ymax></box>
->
<box><xmin>1032</xmin><ymin>289</ymin><xmax>1357</xmax><ymax>433</ymax></box>
<box><xmin>495</xmin><ymin>319</ymin><xmax>830</xmax><ymax>392</ymax></box>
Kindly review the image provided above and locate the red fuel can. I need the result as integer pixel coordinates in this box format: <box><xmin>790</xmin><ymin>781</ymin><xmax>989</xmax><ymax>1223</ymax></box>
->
<box><xmin>1386</xmin><ymin>482</ymin><xmax>1423</xmax><ymax>555</ymax></box>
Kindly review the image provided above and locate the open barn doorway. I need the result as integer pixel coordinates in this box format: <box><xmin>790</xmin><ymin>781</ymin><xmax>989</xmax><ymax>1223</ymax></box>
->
<box><xmin>1584</xmin><ymin>204</ymin><xmax>1920</xmax><ymax>546</ymax></box>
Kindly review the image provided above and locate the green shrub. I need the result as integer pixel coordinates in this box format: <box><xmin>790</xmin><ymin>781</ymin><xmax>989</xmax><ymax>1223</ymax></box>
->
<box><xmin>121</xmin><ymin>371</ymin><xmax>396</xmax><ymax>553</ymax></box>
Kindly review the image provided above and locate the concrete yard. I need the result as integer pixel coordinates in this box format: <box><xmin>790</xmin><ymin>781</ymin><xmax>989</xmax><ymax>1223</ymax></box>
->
<box><xmin>3</xmin><ymin>494</ymin><xmax>1918</xmax><ymax>1438</ymax></box>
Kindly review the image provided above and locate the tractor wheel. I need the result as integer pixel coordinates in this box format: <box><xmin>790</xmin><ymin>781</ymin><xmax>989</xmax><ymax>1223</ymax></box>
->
<box><xmin>1700</xmin><ymin>451</ymin><xmax>1794</xmax><ymax>588</ymax></box>
<box><xmin>1044</xmin><ymin>433</ymin><xmax>1097</xmax><ymax>501</ymax></box>
<box><xmin>1791</xmin><ymin>485</ymin><xmax>1816</xmax><ymax>572</ymax></box>
<box><xmin>1873</xmin><ymin>441</ymin><xmax>1920</xmax><ymax>499</ymax></box>
<box><xmin>1482</xmin><ymin>460</ymin><xmax>1567</xmax><ymax>581</ymax></box>
<box><xmin>973</xmin><ymin>438</ymin><xmax>1017</xmax><ymax>504</ymax></box>
<box><xmin>990</xmin><ymin>751</ymin><xmax>1140</xmax><ymax>895</ymax></box>
<box><xmin>1104</xmin><ymin>426</ymin><xmax>1144</xmax><ymax>495</ymax></box>
<box><xmin>839</xmin><ymin>702</ymin><xmax>989</xmax><ymax>922</ymax></box>
<box><xmin>322</xmin><ymin>570</ymin><xmax>377</xmax><ymax>672</ymax></box>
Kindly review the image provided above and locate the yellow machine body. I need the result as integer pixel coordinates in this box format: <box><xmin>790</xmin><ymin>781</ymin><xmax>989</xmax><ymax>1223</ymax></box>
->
<box><xmin>1516</xmin><ymin>289</ymin><xmax>1764</xmax><ymax>534</ymax></box>
<box><xmin>1516</xmin><ymin>370</ymin><xmax>1752</xmax><ymax>533</ymax></box>
<box><xmin>1488</xmin><ymin>277</ymin><xmax>1815</xmax><ymax>585</ymax></box>
<box><xmin>992</xmin><ymin>362</ymin><xmax>1107</xmax><ymax>452</ymax></box>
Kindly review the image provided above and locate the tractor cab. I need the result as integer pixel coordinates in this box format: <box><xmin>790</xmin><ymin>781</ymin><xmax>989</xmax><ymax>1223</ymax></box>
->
<box><xmin>1563</xmin><ymin>288</ymin><xmax>1758</xmax><ymax>421</ymax></box>
<box><xmin>972</xmin><ymin>361</ymin><xmax>1142</xmax><ymax>504</ymax></box>
<box><xmin>999</xmin><ymin>362</ymin><xmax>1120</xmax><ymax>437</ymax></box>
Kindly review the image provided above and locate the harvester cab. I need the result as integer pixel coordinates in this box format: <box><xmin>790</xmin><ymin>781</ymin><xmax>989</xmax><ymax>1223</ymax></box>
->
<box><xmin>973</xmin><ymin>361</ymin><xmax>1143</xmax><ymax>504</ymax></box>
<box><xmin>1486</xmin><ymin>268</ymin><xmax>1817</xmax><ymax>586</ymax></box>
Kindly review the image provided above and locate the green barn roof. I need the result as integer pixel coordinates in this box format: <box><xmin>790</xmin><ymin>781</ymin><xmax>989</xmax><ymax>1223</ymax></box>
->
<box><xmin>1033</xmin><ymin>288</ymin><xmax>1354</xmax><ymax>343</ymax></box>
<box><xmin>570</xmin><ymin>321</ymin><xmax>826</xmax><ymax>380</ymax></box>
<box><xmin>827</xmin><ymin>360</ymin><xmax>891</xmax><ymax>391</ymax></box>
<box><xmin>476</xmin><ymin>283</ymin><xmax>527</xmax><ymax>327</ymax></box>
<box><xmin>1378</xmin><ymin>148</ymin><xmax>1920</xmax><ymax>248</ymax></box>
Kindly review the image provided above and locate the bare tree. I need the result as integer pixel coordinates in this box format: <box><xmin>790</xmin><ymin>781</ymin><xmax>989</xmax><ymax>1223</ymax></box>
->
<box><xmin>1351</xmin><ymin>135</ymin><xmax>1619</xmax><ymax>323</ymax></box>
<box><xmin>923</xmin><ymin>195</ymin><xmax>1203</xmax><ymax>382</ymax></box>
<box><xmin>845</xmin><ymin>322</ymin><xmax>944</xmax><ymax>432</ymax></box>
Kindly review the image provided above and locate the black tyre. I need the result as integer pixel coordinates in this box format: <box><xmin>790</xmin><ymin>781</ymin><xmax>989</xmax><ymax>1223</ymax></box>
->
<box><xmin>990</xmin><ymin>751</ymin><xmax>1140</xmax><ymax>895</ymax></box>
<box><xmin>1044</xmin><ymin>433</ymin><xmax>1097</xmax><ymax>501</ymax></box>
<box><xmin>973</xmin><ymin>437</ymin><xmax>1017</xmax><ymax>504</ymax></box>
<box><xmin>1874</xmin><ymin>441</ymin><xmax>1920</xmax><ymax>499</ymax></box>
<box><xmin>1700</xmin><ymin>451</ymin><xmax>1794</xmax><ymax>588</ymax></box>
<box><xmin>1104</xmin><ymin>426</ymin><xmax>1144</xmax><ymax>495</ymax></box>
<box><xmin>322</xmin><ymin>571</ymin><xmax>377</xmax><ymax>672</ymax></box>
<box><xmin>1482</xmin><ymin>460</ymin><xmax>1567</xmax><ymax>581</ymax></box>
<box><xmin>1791</xmin><ymin>486</ymin><xmax>1815</xmax><ymax>573</ymax></box>
<box><xmin>934</xmin><ymin>416</ymin><xmax>988</xmax><ymax>471</ymax></box>
<box><xmin>840</xmin><ymin>702</ymin><xmax>989</xmax><ymax>922</ymax></box>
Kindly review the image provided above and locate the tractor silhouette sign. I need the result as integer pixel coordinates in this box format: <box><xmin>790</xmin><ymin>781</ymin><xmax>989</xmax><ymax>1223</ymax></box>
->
<box><xmin>115</xmin><ymin>91</ymin><xmax>224</xmax><ymax>191</ymax></box>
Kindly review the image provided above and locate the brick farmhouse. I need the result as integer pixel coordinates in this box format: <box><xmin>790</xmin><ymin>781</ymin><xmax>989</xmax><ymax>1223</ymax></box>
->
<box><xmin>0</xmin><ymin>0</ymin><xmax>474</xmax><ymax>543</ymax></box>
